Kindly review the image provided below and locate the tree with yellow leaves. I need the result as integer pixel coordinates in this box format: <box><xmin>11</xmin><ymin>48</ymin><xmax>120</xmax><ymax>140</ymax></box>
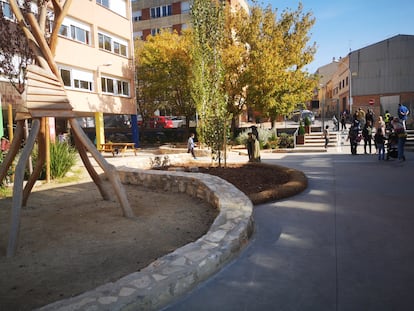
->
<box><xmin>135</xmin><ymin>30</ymin><xmax>195</xmax><ymax>129</ymax></box>
<box><xmin>224</xmin><ymin>3</ymin><xmax>317</xmax><ymax>128</ymax></box>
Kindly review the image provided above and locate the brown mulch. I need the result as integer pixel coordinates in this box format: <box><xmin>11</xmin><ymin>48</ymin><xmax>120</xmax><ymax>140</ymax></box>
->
<box><xmin>174</xmin><ymin>162</ymin><xmax>308</xmax><ymax>205</ymax></box>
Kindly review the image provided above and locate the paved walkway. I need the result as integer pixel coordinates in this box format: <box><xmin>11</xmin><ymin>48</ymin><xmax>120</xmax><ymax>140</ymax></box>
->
<box><xmin>162</xmin><ymin>146</ymin><xmax>414</xmax><ymax>311</ymax></box>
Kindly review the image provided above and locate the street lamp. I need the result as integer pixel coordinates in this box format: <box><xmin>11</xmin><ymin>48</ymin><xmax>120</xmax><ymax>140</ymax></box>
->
<box><xmin>320</xmin><ymin>83</ymin><xmax>326</xmax><ymax>131</ymax></box>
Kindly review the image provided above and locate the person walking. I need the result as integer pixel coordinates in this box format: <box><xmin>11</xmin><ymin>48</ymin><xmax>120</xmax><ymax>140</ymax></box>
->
<box><xmin>187</xmin><ymin>133</ymin><xmax>197</xmax><ymax>159</ymax></box>
<box><xmin>323</xmin><ymin>125</ymin><xmax>329</xmax><ymax>149</ymax></box>
<box><xmin>362</xmin><ymin>120</ymin><xmax>373</xmax><ymax>154</ymax></box>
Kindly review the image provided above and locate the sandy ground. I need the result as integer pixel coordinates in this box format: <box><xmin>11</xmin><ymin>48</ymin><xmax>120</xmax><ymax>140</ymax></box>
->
<box><xmin>0</xmin><ymin>174</ymin><xmax>217</xmax><ymax>310</ymax></box>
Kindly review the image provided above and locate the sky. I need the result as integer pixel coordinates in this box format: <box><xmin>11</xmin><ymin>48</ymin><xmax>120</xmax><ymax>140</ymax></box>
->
<box><xmin>258</xmin><ymin>0</ymin><xmax>414</xmax><ymax>73</ymax></box>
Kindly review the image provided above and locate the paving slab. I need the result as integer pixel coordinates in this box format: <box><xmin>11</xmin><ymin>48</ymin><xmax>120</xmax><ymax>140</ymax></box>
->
<box><xmin>163</xmin><ymin>148</ymin><xmax>414</xmax><ymax>311</ymax></box>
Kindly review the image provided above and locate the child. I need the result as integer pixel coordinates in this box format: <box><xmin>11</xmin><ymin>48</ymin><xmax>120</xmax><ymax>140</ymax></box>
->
<box><xmin>374</xmin><ymin>127</ymin><xmax>385</xmax><ymax>160</ymax></box>
<box><xmin>323</xmin><ymin>125</ymin><xmax>329</xmax><ymax>149</ymax></box>
<box><xmin>187</xmin><ymin>133</ymin><xmax>196</xmax><ymax>159</ymax></box>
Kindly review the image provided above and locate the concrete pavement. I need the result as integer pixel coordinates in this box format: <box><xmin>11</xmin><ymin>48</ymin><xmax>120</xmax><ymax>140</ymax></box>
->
<box><xmin>162</xmin><ymin>148</ymin><xmax>414</xmax><ymax>311</ymax></box>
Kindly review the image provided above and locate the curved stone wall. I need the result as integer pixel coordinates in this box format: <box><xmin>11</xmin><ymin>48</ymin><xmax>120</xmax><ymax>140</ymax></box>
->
<box><xmin>39</xmin><ymin>167</ymin><xmax>254</xmax><ymax>311</ymax></box>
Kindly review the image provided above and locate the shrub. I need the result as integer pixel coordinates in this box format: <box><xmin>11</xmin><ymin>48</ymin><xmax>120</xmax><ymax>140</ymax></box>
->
<box><xmin>298</xmin><ymin>121</ymin><xmax>305</xmax><ymax>135</ymax></box>
<box><xmin>29</xmin><ymin>142</ymin><xmax>77</xmax><ymax>180</ymax></box>
<box><xmin>235</xmin><ymin>127</ymin><xmax>274</xmax><ymax>148</ymax></box>
<box><xmin>278</xmin><ymin>133</ymin><xmax>294</xmax><ymax>148</ymax></box>
<box><xmin>1</xmin><ymin>151</ymin><xmax>13</xmax><ymax>188</ymax></box>
<box><xmin>50</xmin><ymin>142</ymin><xmax>78</xmax><ymax>179</ymax></box>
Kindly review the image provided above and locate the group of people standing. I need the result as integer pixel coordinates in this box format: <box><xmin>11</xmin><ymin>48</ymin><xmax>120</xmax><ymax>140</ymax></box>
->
<box><xmin>347</xmin><ymin>103</ymin><xmax>410</xmax><ymax>161</ymax></box>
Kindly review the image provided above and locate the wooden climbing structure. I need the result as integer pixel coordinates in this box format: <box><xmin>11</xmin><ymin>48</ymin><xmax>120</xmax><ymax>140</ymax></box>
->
<box><xmin>0</xmin><ymin>0</ymin><xmax>134</xmax><ymax>257</ymax></box>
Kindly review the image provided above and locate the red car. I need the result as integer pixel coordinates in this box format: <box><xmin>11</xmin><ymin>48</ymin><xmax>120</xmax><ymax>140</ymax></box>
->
<box><xmin>139</xmin><ymin>116</ymin><xmax>174</xmax><ymax>128</ymax></box>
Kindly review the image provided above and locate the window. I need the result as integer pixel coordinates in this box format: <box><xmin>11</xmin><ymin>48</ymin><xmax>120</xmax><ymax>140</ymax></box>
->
<box><xmin>97</xmin><ymin>0</ymin><xmax>126</xmax><ymax>17</ymax></box>
<box><xmin>97</xmin><ymin>0</ymin><xmax>109</xmax><ymax>8</ymax></box>
<box><xmin>59</xmin><ymin>67</ymin><xmax>93</xmax><ymax>92</ymax></box>
<box><xmin>150</xmin><ymin>4</ymin><xmax>172</xmax><ymax>19</ymax></box>
<box><xmin>71</xmin><ymin>25</ymin><xmax>90</xmax><ymax>44</ymax></box>
<box><xmin>134</xmin><ymin>31</ymin><xmax>143</xmax><ymax>40</ymax></box>
<box><xmin>98</xmin><ymin>32</ymin><xmax>128</xmax><ymax>57</ymax></box>
<box><xmin>101</xmin><ymin>77</ymin><xmax>130</xmax><ymax>96</ymax></box>
<box><xmin>59</xmin><ymin>24</ymin><xmax>69</xmax><ymax>37</ymax></box>
<box><xmin>151</xmin><ymin>27</ymin><xmax>172</xmax><ymax>36</ymax></box>
<box><xmin>1</xmin><ymin>0</ymin><xmax>13</xmax><ymax>20</ymax></box>
<box><xmin>99</xmin><ymin>33</ymin><xmax>112</xmax><ymax>51</ymax></box>
<box><xmin>181</xmin><ymin>1</ymin><xmax>190</xmax><ymax>14</ymax></box>
<box><xmin>117</xmin><ymin>81</ymin><xmax>130</xmax><ymax>96</ymax></box>
<box><xmin>59</xmin><ymin>17</ymin><xmax>91</xmax><ymax>45</ymax></box>
<box><xmin>151</xmin><ymin>28</ymin><xmax>161</xmax><ymax>36</ymax></box>
<box><xmin>60</xmin><ymin>69</ymin><xmax>71</xmax><ymax>87</ymax></box>
<box><xmin>74</xmin><ymin>79</ymin><xmax>92</xmax><ymax>90</ymax></box>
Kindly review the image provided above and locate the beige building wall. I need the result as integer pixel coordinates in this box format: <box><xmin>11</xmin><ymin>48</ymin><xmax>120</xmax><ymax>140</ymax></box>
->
<box><xmin>54</xmin><ymin>0</ymin><xmax>136</xmax><ymax>116</ymax></box>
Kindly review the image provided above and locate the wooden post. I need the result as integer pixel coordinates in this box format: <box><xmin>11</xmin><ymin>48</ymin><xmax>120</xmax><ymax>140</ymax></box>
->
<box><xmin>95</xmin><ymin>112</ymin><xmax>104</xmax><ymax>149</ymax></box>
<box><xmin>7</xmin><ymin>119</ymin><xmax>41</xmax><ymax>257</ymax></box>
<box><xmin>45</xmin><ymin>117</ymin><xmax>51</xmax><ymax>183</ymax></box>
<box><xmin>7</xmin><ymin>104</ymin><xmax>13</xmax><ymax>142</ymax></box>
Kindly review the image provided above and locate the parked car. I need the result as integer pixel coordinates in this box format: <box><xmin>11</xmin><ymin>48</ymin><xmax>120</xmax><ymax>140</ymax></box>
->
<box><xmin>291</xmin><ymin>110</ymin><xmax>315</xmax><ymax>123</ymax></box>
<box><xmin>170</xmin><ymin>116</ymin><xmax>186</xmax><ymax>128</ymax></box>
<box><xmin>139</xmin><ymin>116</ymin><xmax>174</xmax><ymax>129</ymax></box>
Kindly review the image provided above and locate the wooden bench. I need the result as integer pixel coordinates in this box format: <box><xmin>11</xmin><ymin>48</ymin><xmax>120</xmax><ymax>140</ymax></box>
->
<box><xmin>100</xmin><ymin>143</ymin><xmax>139</xmax><ymax>157</ymax></box>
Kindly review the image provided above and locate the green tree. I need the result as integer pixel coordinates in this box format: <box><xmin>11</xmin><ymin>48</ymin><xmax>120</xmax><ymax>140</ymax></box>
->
<box><xmin>135</xmin><ymin>30</ymin><xmax>195</xmax><ymax>129</ymax></box>
<box><xmin>191</xmin><ymin>0</ymin><xmax>229</xmax><ymax>165</ymax></box>
<box><xmin>233</xmin><ymin>3</ymin><xmax>317</xmax><ymax>128</ymax></box>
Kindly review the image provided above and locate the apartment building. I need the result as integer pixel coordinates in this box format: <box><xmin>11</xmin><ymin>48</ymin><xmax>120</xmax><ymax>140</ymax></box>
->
<box><xmin>55</xmin><ymin>0</ymin><xmax>136</xmax><ymax>116</ymax></box>
<box><xmin>131</xmin><ymin>0</ymin><xmax>249</xmax><ymax>40</ymax></box>
<box><xmin>1</xmin><ymin>0</ymin><xmax>136</xmax><ymax>137</ymax></box>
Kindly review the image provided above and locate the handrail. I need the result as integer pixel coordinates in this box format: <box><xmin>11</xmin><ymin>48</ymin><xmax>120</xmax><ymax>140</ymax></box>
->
<box><xmin>293</xmin><ymin>128</ymin><xmax>299</xmax><ymax>148</ymax></box>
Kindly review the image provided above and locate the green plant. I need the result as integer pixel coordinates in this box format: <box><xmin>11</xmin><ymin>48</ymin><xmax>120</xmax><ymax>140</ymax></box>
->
<box><xmin>278</xmin><ymin>133</ymin><xmax>294</xmax><ymax>148</ymax></box>
<box><xmin>28</xmin><ymin>142</ymin><xmax>77</xmax><ymax>180</ymax></box>
<box><xmin>298</xmin><ymin>121</ymin><xmax>305</xmax><ymax>135</ymax></box>
<box><xmin>236</xmin><ymin>127</ymin><xmax>274</xmax><ymax>148</ymax></box>
<box><xmin>304</xmin><ymin>116</ymin><xmax>311</xmax><ymax>126</ymax></box>
<box><xmin>50</xmin><ymin>142</ymin><xmax>77</xmax><ymax>179</ymax></box>
<box><xmin>1</xmin><ymin>151</ymin><xmax>13</xmax><ymax>188</ymax></box>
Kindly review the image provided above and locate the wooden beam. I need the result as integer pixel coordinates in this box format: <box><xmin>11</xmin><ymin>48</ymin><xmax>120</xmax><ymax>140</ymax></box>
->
<box><xmin>7</xmin><ymin>119</ymin><xmax>41</xmax><ymax>257</ymax></box>
<box><xmin>26</xmin><ymin>13</ymin><xmax>60</xmax><ymax>79</ymax></box>
<box><xmin>50</xmin><ymin>0</ymin><xmax>73</xmax><ymax>55</ymax></box>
